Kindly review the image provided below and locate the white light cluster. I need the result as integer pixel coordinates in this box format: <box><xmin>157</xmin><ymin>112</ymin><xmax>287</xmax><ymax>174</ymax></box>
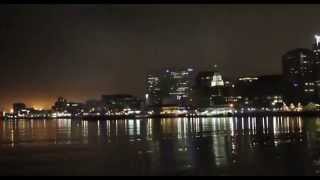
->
<box><xmin>199</xmin><ymin>107</ymin><xmax>234</xmax><ymax>116</ymax></box>
<box><xmin>238</xmin><ymin>77</ymin><xmax>259</xmax><ymax>81</ymax></box>
<box><xmin>211</xmin><ymin>72</ymin><xmax>224</xmax><ymax>87</ymax></box>
<box><xmin>51</xmin><ymin>112</ymin><xmax>72</xmax><ymax>118</ymax></box>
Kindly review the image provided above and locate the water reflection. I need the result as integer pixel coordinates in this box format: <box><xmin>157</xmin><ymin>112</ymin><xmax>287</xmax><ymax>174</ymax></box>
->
<box><xmin>0</xmin><ymin>117</ymin><xmax>319</xmax><ymax>175</ymax></box>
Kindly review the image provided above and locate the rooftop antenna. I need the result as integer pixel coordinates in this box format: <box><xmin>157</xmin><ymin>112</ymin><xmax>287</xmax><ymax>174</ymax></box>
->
<box><xmin>213</xmin><ymin>64</ymin><xmax>219</xmax><ymax>70</ymax></box>
<box><xmin>213</xmin><ymin>64</ymin><xmax>219</xmax><ymax>72</ymax></box>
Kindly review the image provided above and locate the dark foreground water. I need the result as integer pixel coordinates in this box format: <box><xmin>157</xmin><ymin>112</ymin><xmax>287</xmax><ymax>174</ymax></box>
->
<box><xmin>0</xmin><ymin>117</ymin><xmax>319</xmax><ymax>176</ymax></box>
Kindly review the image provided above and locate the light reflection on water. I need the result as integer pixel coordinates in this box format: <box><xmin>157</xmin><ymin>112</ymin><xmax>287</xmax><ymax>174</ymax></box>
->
<box><xmin>0</xmin><ymin>116</ymin><xmax>319</xmax><ymax>175</ymax></box>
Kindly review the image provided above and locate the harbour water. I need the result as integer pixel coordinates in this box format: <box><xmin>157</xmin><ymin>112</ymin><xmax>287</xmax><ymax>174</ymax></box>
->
<box><xmin>0</xmin><ymin>117</ymin><xmax>319</xmax><ymax>176</ymax></box>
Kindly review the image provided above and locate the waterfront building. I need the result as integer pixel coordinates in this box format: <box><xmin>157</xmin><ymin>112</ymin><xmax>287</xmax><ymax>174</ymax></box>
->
<box><xmin>145</xmin><ymin>74</ymin><xmax>161</xmax><ymax>106</ymax></box>
<box><xmin>282</xmin><ymin>48</ymin><xmax>316</xmax><ymax>104</ymax></box>
<box><xmin>223</xmin><ymin>80</ymin><xmax>237</xmax><ymax>105</ymax></box>
<box><xmin>85</xmin><ymin>99</ymin><xmax>105</xmax><ymax>113</ymax></box>
<box><xmin>234</xmin><ymin>75</ymin><xmax>284</xmax><ymax>110</ymax></box>
<box><xmin>312</xmin><ymin>34</ymin><xmax>320</xmax><ymax>102</ymax></box>
<box><xmin>163</xmin><ymin>68</ymin><xmax>194</xmax><ymax>105</ymax></box>
<box><xmin>12</xmin><ymin>103</ymin><xmax>33</xmax><ymax>117</ymax></box>
<box><xmin>66</xmin><ymin>102</ymin><xmax>85</xmax><ymax>116</ymax></box>
<box><xmin>160</xmin><ymin>106</ymin><xmax>189</xmax><ymax>116</ymax></box>
<box><xmin>28</xmin><ymin>109</ymin><xmax>51</xmax><ymax>118</ymax></box>
<box><xmin>197</xmin><ymin>106</ymin><xmax>234</xmax><ymax>116</ymax></box>
<box><xmin>13</xmin><ymin>103</ymin><xmax>26</xmax><ymax>114</ymax></box>
<box><xmin>10</xmin><ymin>103</ymin><xmax>51</xmax><ymax>118</ymax></box>
<box><xmin>51</xmin><ymin>97</ymin><xmax>84</xmax><ymax>117</ymax></box>
<box><xmin>145</xmin><ymin>67</ymin><xmax>195</xmax><ymax>106</ymax></box>
<box><xmin>233</xmin><ymin>76</ymin><xmax>258</xmax><ymax>109</ymax></box>
<box><xmin>52</xmin><ymin>97</ymin><xmax>68</xmax><ymax>112</ymax></box>
<box><xmin>101</xmin><ymin>94</ymin><xmax>142</xmax><ymax>113</ymax></box>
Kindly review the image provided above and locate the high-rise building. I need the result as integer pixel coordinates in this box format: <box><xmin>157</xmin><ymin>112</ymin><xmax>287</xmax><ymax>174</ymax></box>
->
<box><xmin>312</xmin><ymin>34</ymin><xmax>320</xmax><ymax>102</ymax></box>
<box><xmin>145</xmin><ymin>74</ymin><xmax>161</xmax><ymax>106</ymax></box>
<box><xmin>282</xmin><ymin>48</ymin><xmax>316</xmax><ymax>103</ymax></box>
<box><xmin>162</xmin><ymin>68</ymin><xmax>194</xmax><ymax>105</ymax></box>
<box><xmin>145</xmin><ymin>68</ymin><xmax>194</xmax><ymax>106</ymax></box>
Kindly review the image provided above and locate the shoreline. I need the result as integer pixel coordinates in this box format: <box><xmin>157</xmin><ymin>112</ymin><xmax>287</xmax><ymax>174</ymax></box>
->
<box><xmin>1</xmin><ymin>111</ymin><xmax>320</xmax><ymax>120</ymax></box>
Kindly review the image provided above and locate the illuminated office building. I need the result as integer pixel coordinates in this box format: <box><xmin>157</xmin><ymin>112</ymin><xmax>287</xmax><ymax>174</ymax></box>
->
<box><xmin>165</xmin><ymin>68</ymin><xmax>194</xmax><ymax>104</ymax></box>
<box><xmin>145</xmin><ymin>68</ymin><xmax>194</xmax><ymax>106</ymax></box>
<box><xmin>282</xmin><ymin>48</ymin><xmax>315</xmax><ymax>103</ymax></box>
<box><xmin>312</xmin><ymin>34</ymin><xmax>320</xmax><ymax>102</ymax></box>
<box><xmin>145</xmin><ymin>74</ymin><xmax>161</xmax><ymax>106</ymax></box>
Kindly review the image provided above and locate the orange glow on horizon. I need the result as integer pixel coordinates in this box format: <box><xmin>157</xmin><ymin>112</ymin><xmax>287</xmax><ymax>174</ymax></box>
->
<box><xmin>2</xmin><ymin>101</ymin><xmax>53</xmax><ymax>112</ymax></box>
<box><xmin>1</xmin><ymin>95</ymin><xmax>93</xmax><ymax>112</ymax></box>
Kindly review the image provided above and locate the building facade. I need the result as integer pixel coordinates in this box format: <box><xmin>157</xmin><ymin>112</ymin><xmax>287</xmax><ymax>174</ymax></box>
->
<box><xmin>52</xmin><ymin>97</ymin><xmax>68</xmax><ymax>112</ymax></box>
<box><xmin>234</xmin><ymin>75</ymin><xmax>284</xmax><ymax>110</ymax></box>
<box><xmin>13</xmin><ymin>103</ymin><xmax>26</xmax><ymax>114</ymax></box>
<box><xmin>282</xmin><ymin>48</ymin><xmax>316</xmax><ymax>104</ymax></box>
<box><xmin>101</xmin><ymin>94</ymin><xmax>142</xmax><ymax>113</ymax></box>
<box><xmin>145</xmin><ymin>68</ymin><xmax>194</xmax><ymax>106</ymax></box>
<box><xmin>145</xmin><ymin>74</ymin><xmax>161</xmax><ymax>106</ymax></box>
<box><xmin>164</xmin><ymin>68</ymin><xmax>194</xmax><ymax>105</ymax></box>
<box><xmin>313</xmin><ymin>35</ymin><xmax>320</xmax><ymax>102</ymax></box>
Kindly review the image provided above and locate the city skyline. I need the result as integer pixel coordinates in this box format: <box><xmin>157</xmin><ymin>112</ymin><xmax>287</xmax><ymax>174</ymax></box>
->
<box><xmin>2</xmin><ymin>5</ymin><xmax>320</xmax><ymax>110</ymax></box>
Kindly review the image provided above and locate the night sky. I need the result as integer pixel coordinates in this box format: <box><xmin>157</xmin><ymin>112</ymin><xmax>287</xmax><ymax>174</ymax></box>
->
<box><xmin>0</xmin><ymin>4</ymin><xmax>320</xmax><ymax>111</ymax></box>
